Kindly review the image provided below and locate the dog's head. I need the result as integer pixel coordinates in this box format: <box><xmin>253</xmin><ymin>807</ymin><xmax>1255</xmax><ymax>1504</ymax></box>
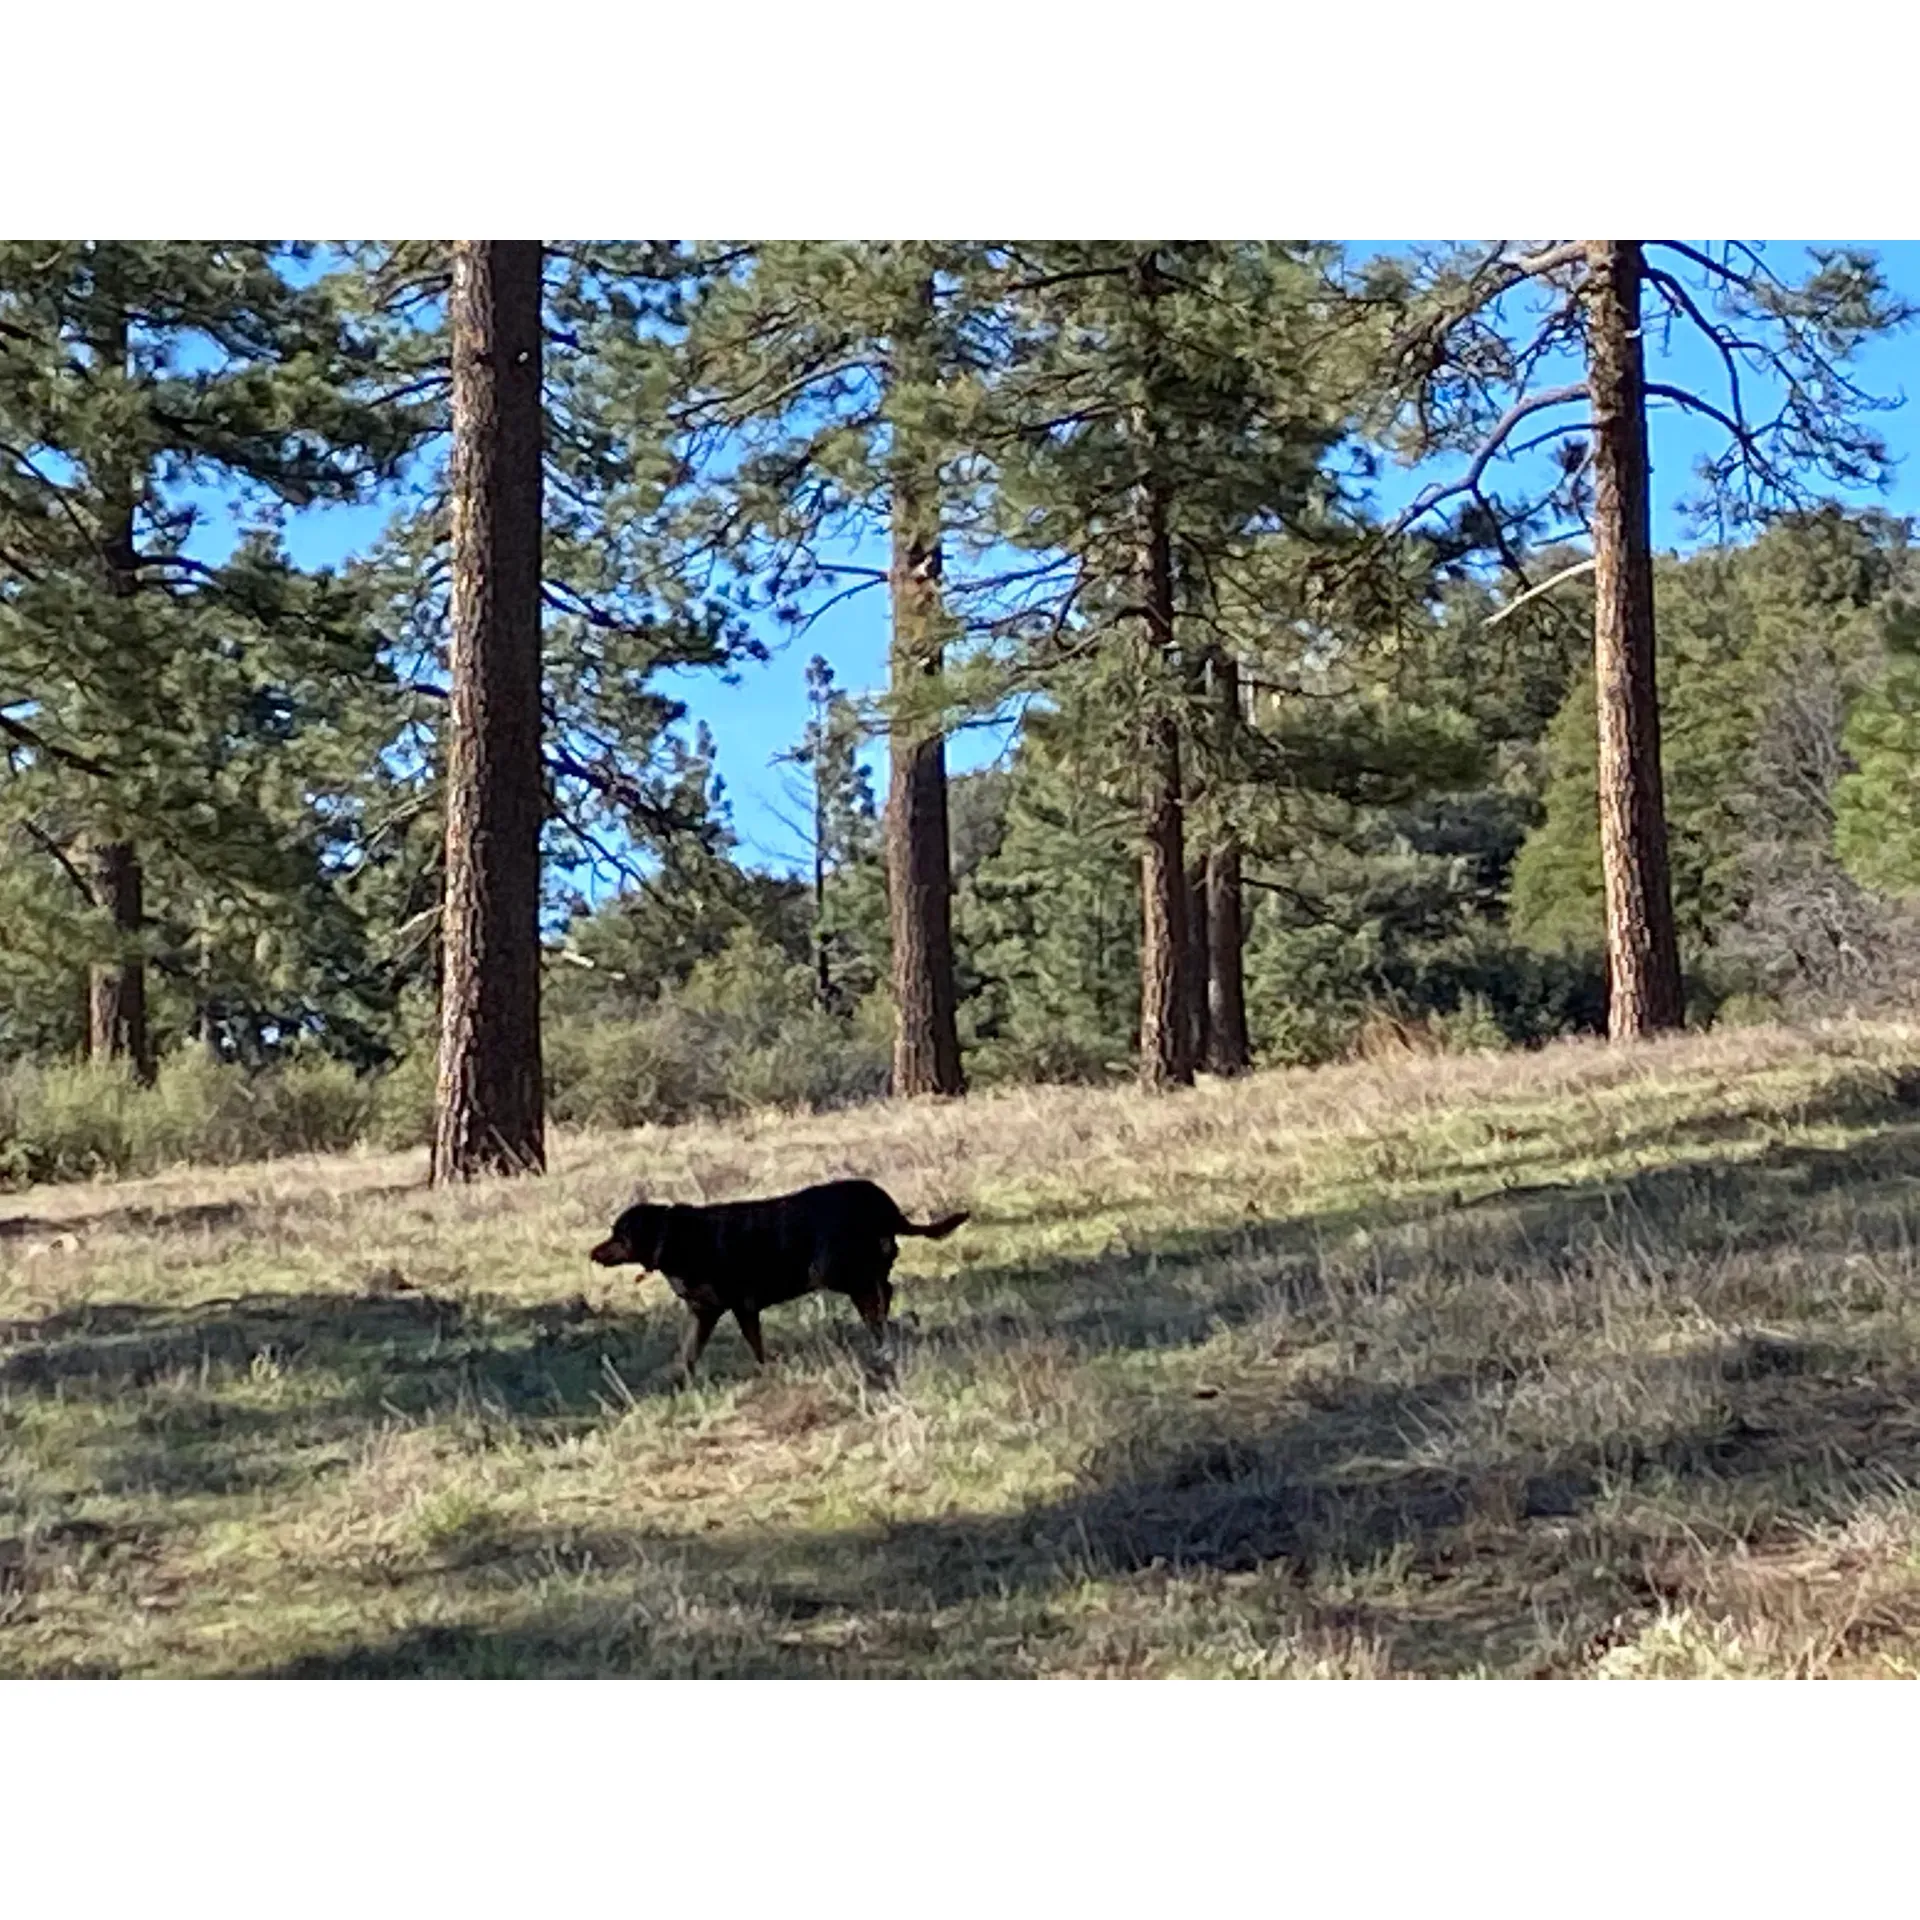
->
<box><xmin>589</xmin><ymin>1201</ymin><xmax>670</xmax><ymax>1272</ymax></box>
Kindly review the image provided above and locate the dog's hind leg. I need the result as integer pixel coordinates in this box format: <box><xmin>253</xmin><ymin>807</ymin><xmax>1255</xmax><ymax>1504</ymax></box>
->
<box><xmin>850</xmin><ymin>1286</ymin><xmax>896</xmax><ymax>1384</ymax></box>
<box><xmin>732</xmin><ymin>1305</ymin><xmax>768</xmax><ymax>1366</ymax></box>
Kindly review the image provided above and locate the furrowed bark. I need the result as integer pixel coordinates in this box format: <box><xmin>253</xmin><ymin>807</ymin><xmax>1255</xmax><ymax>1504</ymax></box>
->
<box><xmin>885</xmin><ymin>273</ymin><xmax>964</xmax><ymax>1097</ymax></box>
<box><xmin>431</xmin><ymin>239</ymin><xmax>548</xmax><ymax>1182</ymax></box>
<box><xmin>1586</xmin><ymin>239</ymin><xmax>1684</xmax><ymax>1040</ymax></box>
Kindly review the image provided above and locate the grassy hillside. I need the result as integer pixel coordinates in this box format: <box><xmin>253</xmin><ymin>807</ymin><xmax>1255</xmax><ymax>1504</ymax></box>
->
<box><xmin>7</xmin><ymin>1022</ymin><xmax>1920</xmax><ymax>1678</ymax></box>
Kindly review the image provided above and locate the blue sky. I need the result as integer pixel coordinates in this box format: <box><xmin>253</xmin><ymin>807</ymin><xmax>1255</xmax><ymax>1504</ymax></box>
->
<box><xmin>253</xmin><ymin>241</ymin><xmax>1920</xmax><ymax>881</ymax></box>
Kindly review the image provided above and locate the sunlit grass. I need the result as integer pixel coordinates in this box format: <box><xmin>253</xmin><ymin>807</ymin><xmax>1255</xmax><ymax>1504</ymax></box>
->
<box><xmin>7</xmin><ymin>1020</ymin><xmax>1920</xmax><ymax>1676</ymax></box>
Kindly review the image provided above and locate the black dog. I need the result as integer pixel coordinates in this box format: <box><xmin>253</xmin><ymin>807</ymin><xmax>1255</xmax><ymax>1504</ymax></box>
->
<box><xmin>589</xmin><ymin>1179</ymin><xmax>968</xmax><ymax>1383</ymax></box>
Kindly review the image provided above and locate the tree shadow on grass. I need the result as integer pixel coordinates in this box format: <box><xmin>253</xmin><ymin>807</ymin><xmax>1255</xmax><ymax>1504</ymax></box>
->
<box><xmin>254</xmin><ymin>1332</ymin><xmax>1920</xmax><ymax>1678</ymax></box>
<box><xmin>246</xmin><ymin>1117</ymin><xmax>1920</xmax><ymax>1677</ymax></box>
<box><xmin>910</xmin><ymin>1105</ymin><xmax>1920</xmax><ymax>1371</ymax></box>
<box><xmin>0</xmin><ymin>1286</ymin><xmax>681</xmax><ymax>1429</ymax></box>
<box><xmin>0</xmin><ymin>1200</ymin><xmax>249</xmax><ymax>1242</ymax></box>
<box><xmin>1407</xmin><ymin>1067</ymin><xmax>1920</xmax><ymax>1209</ymax></box>
<box><xmin>14</xmin><ymin>1108</ymin><xmax>1920</xmax><ymax>1676</ymax></box>
<box><xmin>0</xmin><ymin>1183</ymin><xmax>424</xmax><ymax>1246</ymax></box>
<box><xmin>9</xmin><ymin>1109</ymin><xmax>1920</xmax><ymax>1440</ymax></box>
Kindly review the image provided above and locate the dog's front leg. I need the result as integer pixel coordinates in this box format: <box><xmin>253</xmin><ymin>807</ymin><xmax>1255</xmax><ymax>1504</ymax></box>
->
<box><xmin>668</xmin><ymin>1304</ymin><xmax>723</xmax><ymax>1387</ymax></box>
<box><xmin>732</xmin><ymin>1305</ymin><xmax>768</xmax><ymax>1366</ymax></box>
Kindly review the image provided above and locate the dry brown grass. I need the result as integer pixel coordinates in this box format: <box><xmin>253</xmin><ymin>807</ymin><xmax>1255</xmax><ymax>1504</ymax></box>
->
<box><xmin>7</xmin><ymin>1019</ymin><xmax>1920</xmax><ymax>1676</ymax></box>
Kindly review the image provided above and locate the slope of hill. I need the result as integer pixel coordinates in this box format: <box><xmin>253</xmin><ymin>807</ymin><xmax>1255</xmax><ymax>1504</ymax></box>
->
<box><xmin>7</xmin><ymin>1022</ymin><xmax>1920</xmax><ymax>1678</ymax></box>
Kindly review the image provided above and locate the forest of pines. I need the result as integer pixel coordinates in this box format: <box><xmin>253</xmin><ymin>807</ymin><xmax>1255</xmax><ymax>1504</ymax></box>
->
<box><xmin>4</xmin><ymin>240</ymin><xmax>1919</xmax><ymax>1183</ymax></box>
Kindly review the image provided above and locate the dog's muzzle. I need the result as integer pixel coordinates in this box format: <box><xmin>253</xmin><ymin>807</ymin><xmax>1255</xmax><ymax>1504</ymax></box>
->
<box><xmin>588</xmin><ymin>1236</ymin><xmax>633</xmax><ymax>1266</ymax></box>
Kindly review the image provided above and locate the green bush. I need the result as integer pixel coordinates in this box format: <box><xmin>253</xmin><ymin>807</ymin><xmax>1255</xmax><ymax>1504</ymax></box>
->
<box><xmin>544</xmin><ymin>947</ymin><xmax>890</xmax><ymax>1132</ymax></box>
<box><xmin>0</xmin><ymin>1062</ymin><xmax>140</xmax><ymax>1183</ymax></box>
<box><xmin>718</xmin><ymin>1000</ymin><xmax>891</xmax><ymax>1113</ymax></box>
<box><xmin>963</xmin><ymin>1029</ymin><xmax>1128</xmax><ymax>1089</ymax></box>
<box><xmin>147</xmin><ymin>1053</ymin><xmax>374</xmax><ymax>1162</ymax></box>
<box><xmin>366</xmin><ymin>1045</ymin><xmax>437</xmax><ymax>1151</ymax></box>
<box><xmin>1713</xmin><ymin>991</ymin><xmax>1785</xmax><ymax>1030</ymax></box>
<box><xmin>0</xmin><ymin>1054</ymin><xmax>379</xmax><ymax>1187</ymax></box>
<box><xmin>546</xmin><ymin>1004</ymin><xmax>730</xmax><ymax>1131</ymax></box>
<box><xmin>1429</xmin><ymin>992</ymin><xmax>1511</xmax><ymax>1055</ymax></box>
<box><xmin>1253</xmin><ymin>1000</ymin><xmax>1365</xmax><ymax>1069</ymax></box>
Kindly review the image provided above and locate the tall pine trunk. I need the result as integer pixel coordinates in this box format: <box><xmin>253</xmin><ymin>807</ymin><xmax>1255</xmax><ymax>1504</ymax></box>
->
<box><xmin>884</xmin><ymin>275</ymin><xmax>964</xmax><ymax>1096</ymax></box>
<box><xmin>1137</xmin><ymin>475</ymin><xmax>1194</xmax><ymax>1090</ymax></box>
<box><xmin>1180</xmin><ymin>637</ymin><xmax>1211</xmax><ymax>1072</ymax></box>
<box><xmin>1200</xmin><ymin>648</ymin><xmax>1250</xmax><ymax>1075</ymax></box>
<box><xmin>87</xmin><ymin>839</ymin><xmax>151</xmax><ymax>1083</ymax></box>
<box><xmin>813</xmin><ymin>763</ymin><xmax>833</xmax><ymax>1013</ymax></box>
<box><xmin>1204</xmin><ymin>841</ymin><xmax>1249</xmax><ymax>1073</ymax></box>
<box><xmin>1184</xmin><ymin>854</ymin><xmax>1210</xmax><ymax>1071</ymax></box>
<box><xmin>1133</xmin><ymin>249</ymin><xmax>1193</xmax><ymax>1091</ymax></box>
<box><xmin>1585</xmin><ymin>240</ymin><xmax>1684</xmax><ymax>1041</ymax></box>
<box><xmin>86</xmin><ymin>299</ymin><xmax>154</xmax><ymax>1084</ymax></box>
<box><xmin>431</xmin><ymin>239</ymin><xmax>548</xmax><ymax>1183</ymax></box>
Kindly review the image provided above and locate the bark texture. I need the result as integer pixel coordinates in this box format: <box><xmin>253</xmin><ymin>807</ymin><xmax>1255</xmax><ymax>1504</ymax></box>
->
<box><xmin>87</xmin><ymin>839</ymin><xmax>152</xmax><ymax>1084</ymax></box>
<box><xmin>885</xmin><ymin>275</ymin><xmax>964</xmax><ymax>1096</ymax></box>
<box><xmin>1137</xmin><ymin>478</ymin><xmax>1194</xmax><ymax>1090</ymax></box>
<box><xmin>1201</xmin><ymin>649</ymin><xmax>1250</xmax><ymax>1075</ymax></box>
<box><xmin>1586</xmin><ymin>239</ymin><xmax>1685</xmax><ymax>1040</ymax></box>
<box><xmin>1184</xmin><ymin>856</ymin><xmax>1211</xmax><ymax>1072</ymax></box>
<box><xmin>1204</xmin><ymin>840</ymin><xmax>1250</xmax><ymax>1075</ymax></box>
<box><xmin>1133</xmin><ymin>251</ymin><xmax>1193</xmax><ymax>1091</ymax></box>
<box><xmin>86</xmin><ymin>298</ymin><xmax>153</xmax><ymax>1083</ymax></box>
<box><xmin>431</xmin><ymin>239</ymin><xmax>548</xmax><ymax>1182</ymax></box>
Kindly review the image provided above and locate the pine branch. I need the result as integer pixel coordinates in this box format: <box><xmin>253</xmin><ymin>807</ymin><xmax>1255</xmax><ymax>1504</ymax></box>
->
<box><xmin>1650</xmin><ymin>241</ymin><xmax>1757</xmax><ymax>294</ymax></box>
<box><xmin>673</xmin><ymin>353</ymin><xmax>880</xmax><ymax>428</ymax></box>
<box><xmin>0</xmin><ymin>710</ymin><xmax>117</xmax><ymax>779</ymax></box>
<box><xmin>551</xmin><ymin>798</ymin><xmax>650</xmax><ymax>884</ymax></box>
<box><xmin>794</xmin><ymin>574</ymin><xmax>885</xmax><ymax>634</ymax></box>
<box><xmin>1642</xmin><ymin>264</ymin><xmax>1762</xmax><ymax>449</ymax></box>
<box><xmin>1240</xmin><ymin>869</ymin><xmax>1338</xmax><ymax>922</ymax></box>
<box><xmin>1388</xmin><ymin>382</ymin><xmax>1591</xmax><ymax>535</ymax></box>
<box><xmin>15</xmin><ymin>819</ymin><xmax>98</xmax><ymax>903</ymax></box>
<box><xmin>0</xmin><ymin>438</ymin><xmax>101</xmax><ymax>550</ymax></box>
<box><xmin>544</xmin><ymin>737</ymin><xmax>707</xmax><ymax>841</ymax></box>
<box><xmin>1643</xmin><ymin>382</ymin><xmax>1795</xmax><ymax>495</ymax></box>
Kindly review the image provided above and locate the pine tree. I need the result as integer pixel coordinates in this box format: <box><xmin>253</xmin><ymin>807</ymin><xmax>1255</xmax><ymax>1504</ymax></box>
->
<box><xmin>1517</xmin><ymin>510</ymin><xmax>1911</xmax><ymax>1006</ymax></box>
<box><xmin>1125</xmin><ymin>279</ymin><xmax>1194</xmax><ymax>1091</ymax></box>
<box><xmin>1836</xmin><ymin>595</ymin><xmax>1920</xmax><ymax>900</ymax></box>
<box><xmin>1384</xmin><ymin>240</ymin><xmax>1913</xmax><ymax>1039</ymax></box>
<box><xmin>431</xmin><ymin>240</ymin><xmax>547</xmax><ymax>1183</ymax></box>
<box><xmin>1585</xmin><ymin>242</ymin><xmax>1683</xmax><ymax>1032</ymax></box>
<box><xmin>0</xmin><ymin>242</ymin><xmax>421</xmax><ymax>1075</ymax></box>
<box><xmin>345</xmin><ymin>241</ymin><xmax>759</xmax><ymax>1123</ymax></box>
<box><xmin>654</xmin><ymin>243</ymin><xmax>989</xmax><ymax>1093</ymax></box>
<box><xmin>981</xmin><ymin>242</ymin><xmax>1362</xmax><ymax>1087</ymax></box>
<box><xmin>957</xmin><ymin>698</ymin><xmax>1140</xmax><ymax>1082</ymax></box>
<box><xmin>1201</xmin><ymin>651</ymin><xmax>1251</xmax><ymax>1071</ymax></box>
<box><xmin>885</xmin><ymin>270</ymin><xmax>964</xmax><ymax>1095</ymax></box>
<box><xmin>776</xmin><ymin>655</ymin><xmax>881</xmax><ymax>1016</ymax></box>
<box><xmin>356</xmin><ymin>241</ymin><xmax>753</xmax><ymax>902</ymax></box>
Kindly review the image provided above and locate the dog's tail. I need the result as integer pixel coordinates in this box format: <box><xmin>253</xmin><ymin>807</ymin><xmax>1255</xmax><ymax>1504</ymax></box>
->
<box><xmin>898</xmin><ymin>1209</ymin><xmax>969</xmax><ymax>1240</ymax></box>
